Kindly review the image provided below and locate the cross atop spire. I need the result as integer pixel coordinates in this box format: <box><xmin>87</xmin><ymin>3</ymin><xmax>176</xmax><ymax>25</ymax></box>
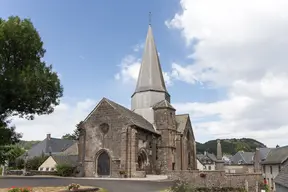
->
<box><xmin>149</xmin><ymin>12</ymin><xmax>152</xmax><ymax>25</ymax></box>
<box><xmin>133</xmin><ymin>24</ymin><xmax>168</xmax><ymax>94</ymax></box>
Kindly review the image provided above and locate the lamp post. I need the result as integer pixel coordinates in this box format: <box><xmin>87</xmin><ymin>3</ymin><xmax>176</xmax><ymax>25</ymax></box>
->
<box><xmin>23</xmin><ymin>152</ymin><xmax>28</xmax><ymax>176</ymax></box>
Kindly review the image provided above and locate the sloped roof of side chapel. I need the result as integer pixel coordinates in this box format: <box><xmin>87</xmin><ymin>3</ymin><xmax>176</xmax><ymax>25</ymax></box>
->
<box><xmin>83</xmin><ymin>98</ymin><xmax>159</xmax><ymax>135</ymax></box>
<box><xmin>175</xmin><ymin>114</ymin><xmax>195</xmax><ymax>138</ymax></box>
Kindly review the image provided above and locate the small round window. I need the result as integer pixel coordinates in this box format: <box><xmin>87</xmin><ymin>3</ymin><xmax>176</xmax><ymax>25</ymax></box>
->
<box><xmin>99</xmin><ymin>123</ymin><xmax>109</xmax><ymax>134</ymax></box>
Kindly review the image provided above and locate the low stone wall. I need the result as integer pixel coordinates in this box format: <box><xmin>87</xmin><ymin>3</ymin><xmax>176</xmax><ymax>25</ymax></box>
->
<box><xmin>6</xmin><ymin>170</ymin><xmax>57</xmax><ymax>176</ymax></box>
<box><xmin>30</xmin><ymin>170</ymin><xmax>58</xmax><ymax>176</ymax></box>
<box><xmin>167</xmin><ymin>170</ymin><xmax>263</xmax><ymax>192</ymax></box>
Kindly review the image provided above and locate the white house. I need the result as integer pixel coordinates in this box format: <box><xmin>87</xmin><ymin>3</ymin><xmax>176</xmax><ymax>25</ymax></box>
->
<box><xmin>38</xmin><ymin>155</ymin><xmax>78</xmax><ymax>172</ymax></box>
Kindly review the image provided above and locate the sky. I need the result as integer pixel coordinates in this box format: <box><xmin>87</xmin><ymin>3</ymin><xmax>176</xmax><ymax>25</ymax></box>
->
<box><xmin>1</xmin><ymin>0</ymin><xmax>288</xmax><ymax>147</ymax></box>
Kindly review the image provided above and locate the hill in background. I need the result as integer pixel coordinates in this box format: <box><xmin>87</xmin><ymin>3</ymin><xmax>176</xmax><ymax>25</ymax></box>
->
<box><xmin>196</xmin><ymin>138</ymin><xmax>267</xmax><ymax>155</ymax></box>
<box><xmin>19</xmin><ymin>138</ymin><xmax>266</xmax><ymax>156</ymax></box>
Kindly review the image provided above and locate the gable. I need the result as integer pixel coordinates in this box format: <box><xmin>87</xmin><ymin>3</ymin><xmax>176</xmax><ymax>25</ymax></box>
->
<box><xmin>176</xmin><ymin>114</ymin><xmax>195</xmax><ymax>140</ymax></box>
<box><xmin>83</xmin><ymin>97</ymin><xmax>158</xmax><ymax>134</ymax></box>
<box><xmin>83</xmin><ymin>98</ymin><xmax>123</xmax><ymax>125</ymax></box>
<box><xmin>39</xmin><ymin>156</ymin><xmax>55</xmax><ymax>169</ymax></box>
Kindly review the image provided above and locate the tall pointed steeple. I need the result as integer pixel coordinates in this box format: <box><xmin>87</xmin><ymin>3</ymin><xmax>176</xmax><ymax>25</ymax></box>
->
<box><xmin>134</xmin><ymin>25</ymin><xmax>168</xmax><ymax>94</ymax></box>
<box><xmin>131</xmin><ymin>24</ymin><xmax>171</xmax><ymax>125</ymax></box>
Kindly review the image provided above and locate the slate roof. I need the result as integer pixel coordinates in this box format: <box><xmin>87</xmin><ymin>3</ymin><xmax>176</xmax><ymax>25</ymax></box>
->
<box><xmin>153</xmin><ymin>100</ymin><xmax>175</xmax><ymax>110</ymax></box>
<box><xmin>258</xmin><ymin>148</ymin><xmax>272</xmax><ymax>161</ymax></box>
<box><xmin>52</xmin><ymin>155</ymin><xmax>78</xmax><ymax>167</ymax></box>
<box><xmin>62</xmin><ymin>142</ymin><xmax>78</xmax><ymax>155</ymax></box>
<box><xmin>21</xmin><ymin>137</ymin><xmax>76</xmax><ymax>159</ymax></box>
<box><xmin>104</xmin><ymin>98</ymin><xmax>159</xmax><ymax>134</ymax></box>
<box><xmin>134</xmin><ymin>25</ymin><xmax>168</xmax><ymax>94</ymax></box>
<box><xmin>197</xmin><ymin>152</ymin><xmax>217</xmax><ymax>164</ymax></box>
<box><xmin>275</xmin><ymin>164</ymin><xmax>288</xmax><ymax>188</ymax></box>
<box><xmin>230</xmin><ymin>151</ymin><xmax>255</xmax><ymax>164</ymax></box>
<box><xmin>262</xmin><ymin>145</ymin><xmax>288</xmax><ymax>165</ymax></box>
<box><xmin>175</xmin><ymin>114</ymin><xmax>189</xmax><ymax>133</ymax></box>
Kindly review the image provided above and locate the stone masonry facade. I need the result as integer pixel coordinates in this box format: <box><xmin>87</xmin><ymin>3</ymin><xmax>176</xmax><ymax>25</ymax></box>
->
<box><xmin>77</xmin><ymin>98</ymin><xmax>197</xmax><ymax>178</ymax></box>
<box><xmin>77</xmin><ymin>24</ymin><xmax>197</xmax><ymax>178</ymax></box>
<box><xmin>167</xmin><ymin>170</ymin><xmax>263</xmax><ymax>192</ymax></box>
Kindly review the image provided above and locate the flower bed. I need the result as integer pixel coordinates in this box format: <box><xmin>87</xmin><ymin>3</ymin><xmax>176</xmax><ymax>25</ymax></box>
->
<box><xmin>7</xmin><ymin>187</ymin><xmax>32</xmax><ymax>192</ymax></box>
<box><xmin>0</xmin><ymin>185</ymin><xmax>107</xmax><ymax>192</ymax></box>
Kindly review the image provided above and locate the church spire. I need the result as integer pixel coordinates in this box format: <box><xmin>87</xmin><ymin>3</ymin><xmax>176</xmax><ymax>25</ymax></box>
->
<box><xmin>134</xmin><ymin>24</ymin><xmax>168</xmax><ymax>94</ymax></box>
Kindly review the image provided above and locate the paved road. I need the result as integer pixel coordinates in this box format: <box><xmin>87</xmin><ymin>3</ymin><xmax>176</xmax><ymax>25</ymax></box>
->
<box><xmin>0</xmin><ymin>177</ymin><xmax>174</xmax><ymax>192</ymax></box>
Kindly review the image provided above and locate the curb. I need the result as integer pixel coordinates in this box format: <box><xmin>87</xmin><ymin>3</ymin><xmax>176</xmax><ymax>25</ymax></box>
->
<box><xmin>0</xmin><ymin>176</ymin><xmax>172</xmax><ymax>182</ymax></box>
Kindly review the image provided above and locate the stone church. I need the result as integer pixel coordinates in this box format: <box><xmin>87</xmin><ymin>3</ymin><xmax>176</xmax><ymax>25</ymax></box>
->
<box><xmin>77</xmin><ymin>24</ymin><xmax>197</xmax><ymax>178</ymax></box>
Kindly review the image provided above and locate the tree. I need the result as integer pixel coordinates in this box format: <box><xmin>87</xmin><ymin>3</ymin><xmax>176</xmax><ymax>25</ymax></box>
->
<box><xmin>0</xmin><ymin>16</ymin><xmax>63</xmax><ymax>120</ymax></box>
<box><xmin>0</xmin><ymin>120</ymin><xmax>22</xmax><ymax>165</ymax></box>
<box><xmin>62</xmin><ymin>133</ymin><xmax>77</xmax><ymax>140</ymax></box>
<box><xmin>6</xmin><ymin>145</ymin><xmax>25</xmax><ymax>167</ymax></box>
<box><xmin>61</xmin><ymin>121</ymin><xmax>82</xmax><ymax>140</ymax></box>
<box><xmin>25</xmin><ymin>154</ymin><xmax>48</xmax><ymax>170</ymax></box>
<box><xmin>0</xmin><ymin>16</ymin><xmax>63</xmax><ymax>163</ymax></box>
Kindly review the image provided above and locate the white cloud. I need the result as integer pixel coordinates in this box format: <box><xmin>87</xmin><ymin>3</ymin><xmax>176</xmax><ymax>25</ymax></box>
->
<box><xmin>167</xmin><ymin>0</ymin><xmax>288</xmax><ymax>147</ymax></box>
<box><xmin>11</xmin><ymin>99</ymin><xmax>97</xmax><ymax>140</ymax></box>
<box><xmin>133</xmin><ymin>43</ymin><xmax>145</xmax><ymax>52</ymax></box>
<box><xmin>115</xmin><ymin>48</ymin><xmax>172</xmax><ymax>86</ymax></box>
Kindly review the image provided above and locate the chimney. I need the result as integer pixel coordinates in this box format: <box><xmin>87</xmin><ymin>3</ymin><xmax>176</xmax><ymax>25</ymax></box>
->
<box><xmin>47</xmin><ymin>134</ymin><xmax>51</xmax><ymax>140</ymax></box>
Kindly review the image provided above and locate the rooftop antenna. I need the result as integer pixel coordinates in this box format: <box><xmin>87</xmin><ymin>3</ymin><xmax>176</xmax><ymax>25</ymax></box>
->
<box><xmin>149</xmin><ymin>12</ymin><xmax>152</xmax><ymax>25</ymax></box>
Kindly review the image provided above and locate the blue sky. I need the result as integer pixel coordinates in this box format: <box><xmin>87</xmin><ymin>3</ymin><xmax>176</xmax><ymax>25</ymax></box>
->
<box><xmin>2</xmin><ymin>0</ymin><xmax>287</xmax><ymax>147</ymax></box>
<box><xmin>1</xmin><ymin>0</ymin><xmax>222</xmax><ymax>104</ymax></box>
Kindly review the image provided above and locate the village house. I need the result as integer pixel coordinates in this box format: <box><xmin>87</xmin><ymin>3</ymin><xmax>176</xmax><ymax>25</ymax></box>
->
<box><xmin>20</xmin><ymin>134</ymin><xmax>75</xmax><ymax>159</ymax></box>
<box><xmin>224</xmin><ymin>151</ymin><xmax>255</xmax><ymax>173</ymax></box>
<box><xmin>38</xmin><ymin>155</ymin><xmax>78</xmax><ymax>172</ymax></box>
<box><xmin>275</xmin><ymin>164</ymin><xmax>288</xmax><ymax>192</ymax></box>
<box><xmin>261</xmin><ymin>145</ymin><xmax>288</xmax><ymax>191</ymax></box>
<box><xmin>196</xmin><ymin>152</ymin><xmax>217</xmax><ymax>171</ymax></box>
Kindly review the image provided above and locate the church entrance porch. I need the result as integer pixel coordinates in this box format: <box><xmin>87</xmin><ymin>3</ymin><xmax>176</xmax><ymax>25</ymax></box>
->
<box><xmin>137</xmin><ymin>149</ymin><xmax>149</xmax><ymax>172</ymax></box>
<box><xmin>96</xmin><ymin>150</ymin><xmax>111</xmax><ymax>177</ymax></box>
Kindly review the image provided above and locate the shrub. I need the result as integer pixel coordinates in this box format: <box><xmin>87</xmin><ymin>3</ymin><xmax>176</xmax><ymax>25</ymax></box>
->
<box><xmin>56</xmin><ymin>164</ymin><xmax>76</xmax><ymax>177</ymax></box>
<box><xmin>15</xmin><ymin>158</ymin><xmax>25</xmax><ymax>169</ymax></box>
<box><xmin>170</xmin><ymin>180</ymin><xmax>247</xmax><ymax>192</ymax></box>
<box><xmin>25</xmin><ymin>155</ymin><xmax>48</xmax><ymax>170</ymax></box>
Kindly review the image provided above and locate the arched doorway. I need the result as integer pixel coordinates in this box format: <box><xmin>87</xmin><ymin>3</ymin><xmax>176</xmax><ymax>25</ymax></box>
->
<box><xmin>97</xmin><ymin>151</ymin><xmax>110</xmax><ymax>176</ymax></box>
<box><xmin>137</xmin><ymin>149</ymin><xmax>148</xmax><ymax>170</ymax></box>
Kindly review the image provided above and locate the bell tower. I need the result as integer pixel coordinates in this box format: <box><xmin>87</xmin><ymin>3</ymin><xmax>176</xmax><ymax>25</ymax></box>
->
<box><xmin>131</xmin><ymin>24</ymin><xmax>170</xmax><ymax>126</ymax></box>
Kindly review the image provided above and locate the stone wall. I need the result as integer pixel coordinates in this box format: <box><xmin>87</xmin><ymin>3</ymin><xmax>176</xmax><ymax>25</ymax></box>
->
<box><xmin>167</xmin><ymin>170</ymin><xmax>263</xmax><ymax>192</ymax></box>
<box><xmin>6</xmin><ymin>170</ymin><xmax>57</xmax><ymax>176</ymax></box>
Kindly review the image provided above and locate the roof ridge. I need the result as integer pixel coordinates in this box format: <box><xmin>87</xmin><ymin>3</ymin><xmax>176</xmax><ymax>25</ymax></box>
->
<box><xmin>104</xmin><ymin>98</ymin><xmax>159</xmax><ymax>134</ymax></box>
